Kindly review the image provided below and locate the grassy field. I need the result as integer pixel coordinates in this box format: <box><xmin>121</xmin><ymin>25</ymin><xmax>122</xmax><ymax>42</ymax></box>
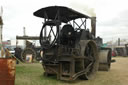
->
<box><xmin>15</xmin><ymin>57</ymin><xmax>128</xmax><ymax>85</ymax></box>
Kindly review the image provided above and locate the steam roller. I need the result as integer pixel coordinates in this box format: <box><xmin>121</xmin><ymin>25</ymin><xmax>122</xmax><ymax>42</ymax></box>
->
<box><xmin>33</xmin><ymin>6</ymin><xmax>112</xmax><ymax>81</ymax></box>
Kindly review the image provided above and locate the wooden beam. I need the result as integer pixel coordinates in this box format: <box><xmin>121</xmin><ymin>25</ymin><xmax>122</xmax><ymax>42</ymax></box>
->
<box><xmin>16</xmin><ymin>36</ymin><xmax>40</xmax><ymax>40</ymax></box>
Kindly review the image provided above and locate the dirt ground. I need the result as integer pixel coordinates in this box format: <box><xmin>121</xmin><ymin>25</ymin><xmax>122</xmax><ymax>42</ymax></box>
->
<box><xmin>110</xmin><ymin>57</ymin><xmax>128</xmax><ymax>85</ymax></box>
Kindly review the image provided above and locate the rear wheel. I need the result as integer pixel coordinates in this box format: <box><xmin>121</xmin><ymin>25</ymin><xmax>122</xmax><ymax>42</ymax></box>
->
<box><xmin>80</xmin><ymin>40</ymin><xmax>99</xmax><ymax>80</ymax></box>
<box><xmin>21</xmin><ymin>48</ymin><xmax>36</xmax><ymax>62</ymax></box>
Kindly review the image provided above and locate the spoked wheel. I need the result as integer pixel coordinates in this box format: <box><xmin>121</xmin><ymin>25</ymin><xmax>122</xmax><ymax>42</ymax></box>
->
<box><xmin>80</xmin><ymin>40</ymin><xmax>99</xmax><ymax>80</ymax></box>
<box><xmin>21</xmin><ymin>48</ymin><xmax>36</xmax><ymax>62</ymax></box>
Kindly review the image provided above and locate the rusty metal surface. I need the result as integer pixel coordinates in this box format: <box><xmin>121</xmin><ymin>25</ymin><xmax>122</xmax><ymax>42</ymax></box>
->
<box><xmin>0</xmin><ymin>58</ymin><xmax>16</xmax><ymax>85</ymax></box>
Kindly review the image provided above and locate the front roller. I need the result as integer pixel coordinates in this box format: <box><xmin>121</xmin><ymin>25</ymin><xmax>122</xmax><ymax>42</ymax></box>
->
<box><xmin>98</xmin><ymin>49</ymin><xmax>112</xmax><ymax>71</ymax></box>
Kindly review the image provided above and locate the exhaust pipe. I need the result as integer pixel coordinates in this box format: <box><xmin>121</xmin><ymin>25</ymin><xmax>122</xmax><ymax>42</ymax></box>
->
<box><xmin>91</xmin><ymin>17</ymin><xmax>96</xmax><ymax>37</ymax></box>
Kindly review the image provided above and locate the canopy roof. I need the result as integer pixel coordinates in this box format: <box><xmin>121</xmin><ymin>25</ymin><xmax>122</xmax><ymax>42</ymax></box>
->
<box><xmin>33</xmin><ymin>6</ymin><xmax>90</xmax><ymax>23</ymax></box>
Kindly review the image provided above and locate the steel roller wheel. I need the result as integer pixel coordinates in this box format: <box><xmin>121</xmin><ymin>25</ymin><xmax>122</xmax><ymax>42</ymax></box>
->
<box><xmin>79</xmin><ymin>40</ymin><xmax>99</xmax><ymax>80</ymax></box>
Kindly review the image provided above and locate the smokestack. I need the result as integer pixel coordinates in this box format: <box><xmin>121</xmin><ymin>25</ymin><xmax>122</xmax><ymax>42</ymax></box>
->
<box><xmin>118</xmin><ymin>38</ymin><xmax>120</xmax><ymax>46</ymax></box>
<box><xmin>91</xmin><ymin>17</ymin><xmax>96</xmax><ymax>37</ymax></box>
<box><xmin>23</xmin><ymin>27</ymin><xmax>26</xmax><ymax>36</ymax></box>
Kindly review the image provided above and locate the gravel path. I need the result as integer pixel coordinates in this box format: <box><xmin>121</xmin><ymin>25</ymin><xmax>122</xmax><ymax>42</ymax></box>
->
<box><xmin>111</xmin><ymin>57</ymin><xmax>128</xmax><ymax>85</ymax></box>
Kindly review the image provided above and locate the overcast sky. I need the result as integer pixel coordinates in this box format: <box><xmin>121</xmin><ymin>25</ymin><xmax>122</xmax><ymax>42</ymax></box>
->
<box><xmin>1</xmin><ymin>0</ymin><xmax>128</xmax><ymax>43</ymax></box>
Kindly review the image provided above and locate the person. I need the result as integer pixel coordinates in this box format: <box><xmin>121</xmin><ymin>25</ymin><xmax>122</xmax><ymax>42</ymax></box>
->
<box><xmin>14</xmin><ymin>47</ymin><xmax>23</xmax><ymax>62</ymax></box>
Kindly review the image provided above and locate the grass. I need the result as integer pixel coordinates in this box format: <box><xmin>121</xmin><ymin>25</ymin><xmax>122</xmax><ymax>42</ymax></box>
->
<box><xmin>15</xmin><ymin>62</ymin><xmax>121</xmax><ymax>85</ymax></box>
<box><xmin>15</xmin><ymin>63</ymin><xmax>63</xmax><ymax>85</ymax></box>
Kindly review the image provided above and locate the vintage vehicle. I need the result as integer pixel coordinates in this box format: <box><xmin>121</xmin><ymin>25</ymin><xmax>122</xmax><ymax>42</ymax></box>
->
<box><xmin>33</xmin><ymin>6</ymin><xmax>112</xmax><ymax>81</ymax></box>
<box><xmin>15</xmin><ymin>37</ymin><xmax>42</xmax><ymax>62</ymax></box>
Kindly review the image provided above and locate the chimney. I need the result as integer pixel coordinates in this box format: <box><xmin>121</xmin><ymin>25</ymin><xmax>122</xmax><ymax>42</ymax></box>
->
<box><xmin>91</xmin><ymin>17</ymin><xmax>96</xmax><ymax>37</ymax></box>
<box><xmin>118</xmin><ymin>38</ymin><xmax>120</xmax><ymax>46</ymax></box>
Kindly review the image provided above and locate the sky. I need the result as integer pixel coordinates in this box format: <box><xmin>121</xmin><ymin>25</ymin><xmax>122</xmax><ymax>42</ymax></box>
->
<box><xmin>1</xmin><ymin>0</ymin><xmax>128</xmax><ymax>43</ymax></box>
